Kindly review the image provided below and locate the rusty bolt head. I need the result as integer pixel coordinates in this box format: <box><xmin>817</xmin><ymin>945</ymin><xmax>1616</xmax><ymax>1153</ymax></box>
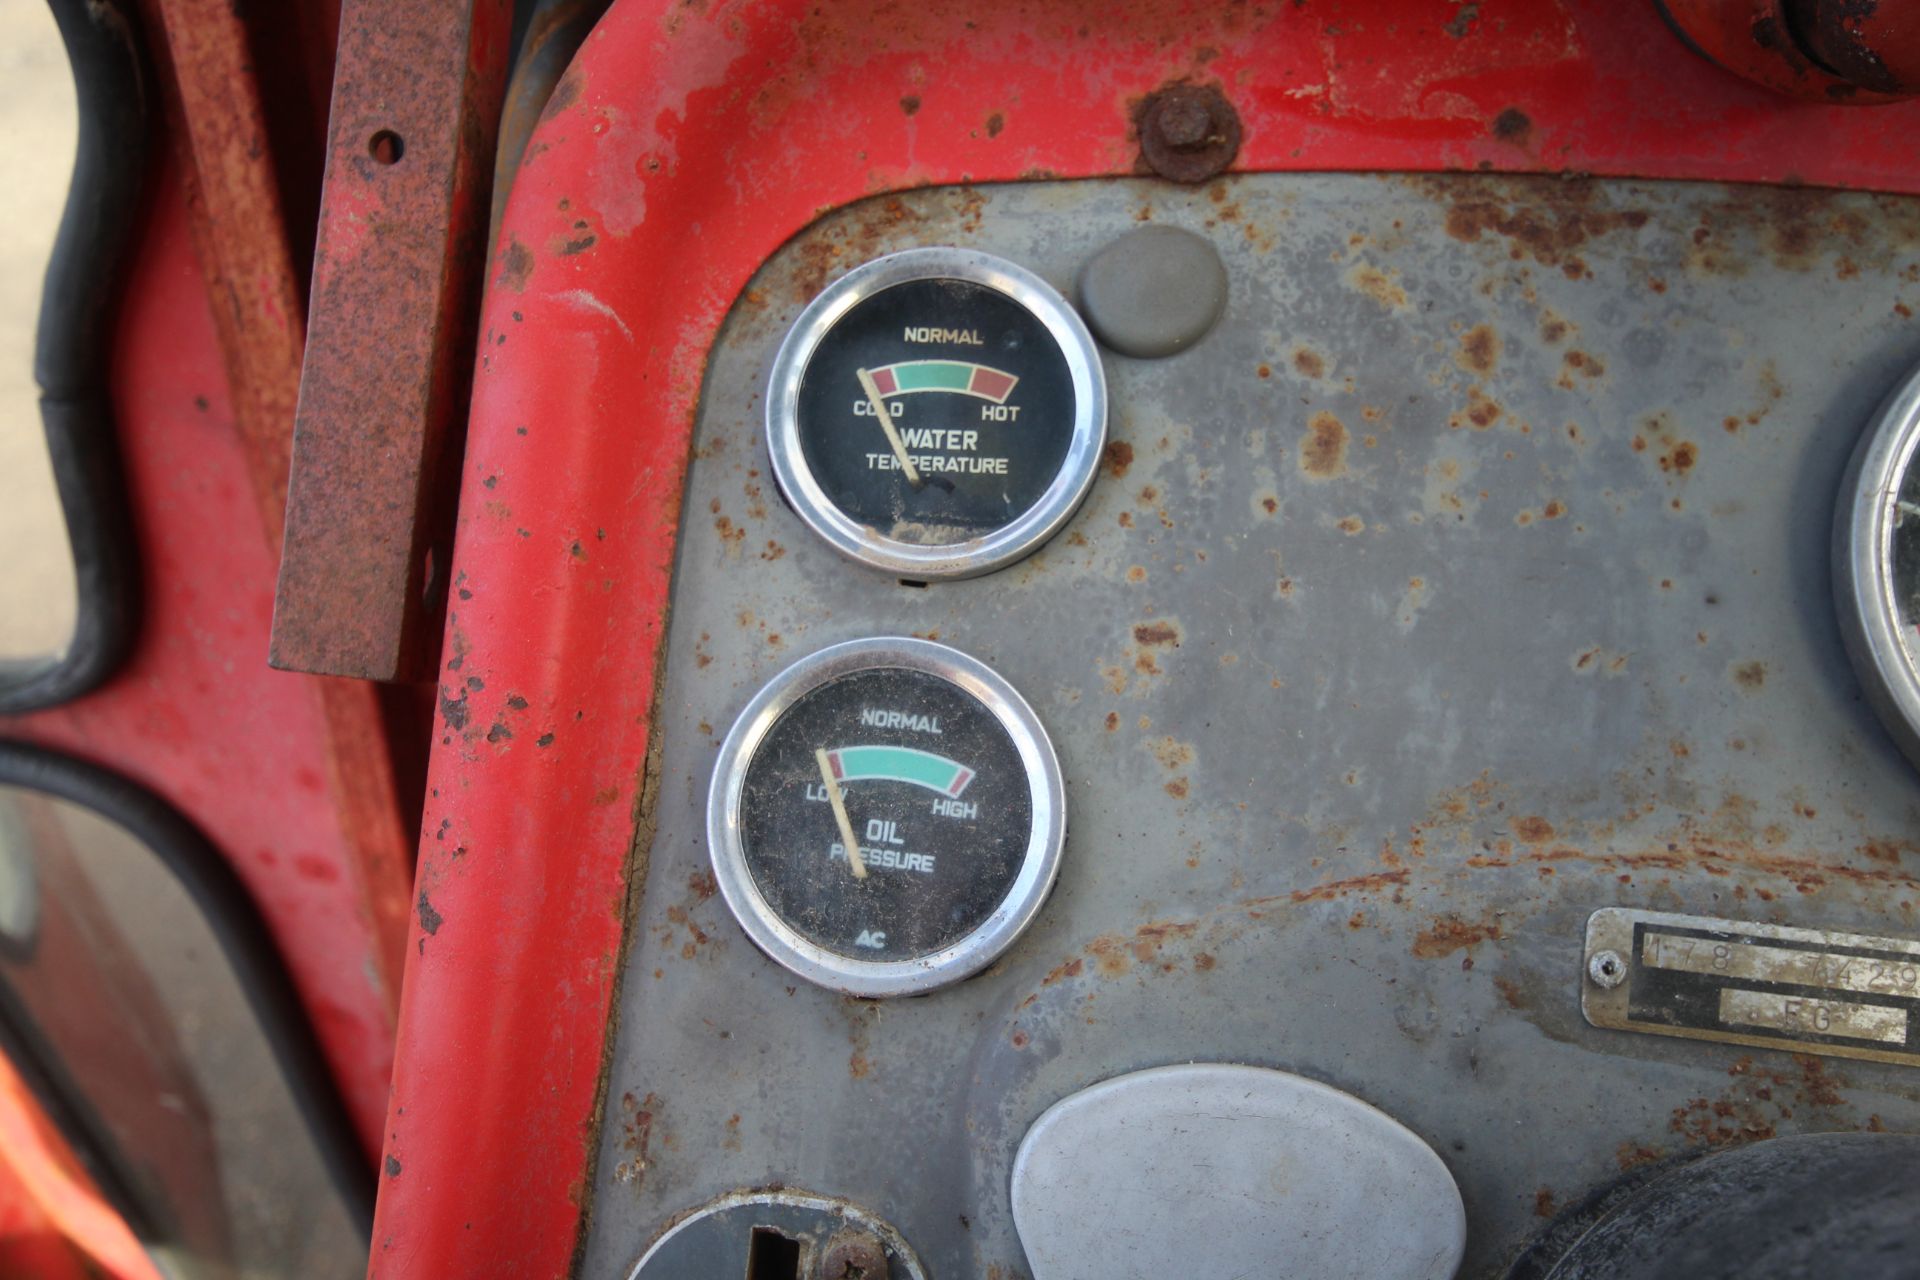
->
<box><xmin>1155</xmin><ymin>95</ymin><xmax>1215</xmax><ymax>150</ymax></box>
<box><xmin>817</xmin><ymin>1230</ymin><xmax>888</xmax><ymax>1280</ymax></box>
<box><xmin>1786</xmin><ymin>0</ymin><xmax>1920</xmax><ymax>97</ymax></box>
<box><xmin>1137</xmin><ymin>83</ymin><xmax>1242</xmax><ymax>184</ymax></box>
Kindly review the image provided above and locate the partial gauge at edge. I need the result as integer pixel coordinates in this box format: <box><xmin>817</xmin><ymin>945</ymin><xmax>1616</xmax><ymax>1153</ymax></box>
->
<box><xmin>1837</xmin><ymin>359</ymin><xmax>1920</xmax><ymax>775</ymax></box>
<box><xmin>767</xmin><ymin>248</ymin><xmax>1107</xmax><ymax>579</ymax></box>
<box><xmin>707</xmin><ymin>637</ymin><xmax>1065</xmax><ymax>997</ymax></box>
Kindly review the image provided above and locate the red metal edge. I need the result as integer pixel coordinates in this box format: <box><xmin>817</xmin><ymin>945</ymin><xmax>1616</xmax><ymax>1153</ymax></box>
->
<box><xmin>373</xmin><ymin>1</ymin><xmax>1920</xmax><ymax>1274</ymax></box>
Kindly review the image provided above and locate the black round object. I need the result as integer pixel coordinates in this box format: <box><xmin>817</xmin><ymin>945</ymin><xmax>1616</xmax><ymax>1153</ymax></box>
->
<box><xmin>794</xmin><ymin>278</ymin><xmax>1076</xmax><ymax>541</ymax></box>
<box><xmin>1518</xmin><ymin>1132</ymin><xmax>1920</xmax><ymax>1280</ymax></box>
<box><xmin>740</xmin><ymin>665</ymin><xmax>1033</xmax><ymax>962</ymax></box>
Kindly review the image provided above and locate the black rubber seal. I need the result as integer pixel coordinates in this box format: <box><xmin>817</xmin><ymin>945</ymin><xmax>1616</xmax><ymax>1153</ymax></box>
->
<box><xmin>0</xmin><ymin>0</ymin><xmax>149</xmax><ymax>714</ymax></box>
<box><xmin>0</xmin><ymin>740</ymin><xmax>374</xmax><ymax>1242</ymax></box>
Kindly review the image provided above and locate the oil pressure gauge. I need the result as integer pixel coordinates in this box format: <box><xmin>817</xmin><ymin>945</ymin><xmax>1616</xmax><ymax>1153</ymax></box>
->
<box><xmin>708</xmin><ymin>637</ymin><xmax>1065</xmax><ymax>997</ymax></box>
<box><xmin>1837</xmin><ymin>360</ymin><xmax>1920</xmax><ymax>773</ymax></box>
<box><xmin>767</xmin><ymin>248</ymin><xmax>1106</xmax><ymax>578</ymax></box>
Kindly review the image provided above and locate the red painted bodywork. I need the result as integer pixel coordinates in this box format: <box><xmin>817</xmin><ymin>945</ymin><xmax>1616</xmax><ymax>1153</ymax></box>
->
<box><xmin>2</xmin><ymin>163</ymin><xmax>398</xmax><ymax>1156</ymax></box>
<box><xmin>372</xmin><ymin>0</ymin><xmax>1920</xmax><ymax>1275</ymax></box>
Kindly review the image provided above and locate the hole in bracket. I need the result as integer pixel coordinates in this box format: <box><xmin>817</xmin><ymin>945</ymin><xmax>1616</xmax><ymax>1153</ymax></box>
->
<box><xmin>746</xmin><ymin>1226</ymin><xmax>802</xmax><ymax>1280</ymax></box>
<box><xmin>897</xmin><ymin>578</ymin><xmax>927</xmax><ymax>590</ymax></box>
<box><xmin>368</xmin><ymin>129</ymin><xmax>405</xmax><ymax>165</ymax></box>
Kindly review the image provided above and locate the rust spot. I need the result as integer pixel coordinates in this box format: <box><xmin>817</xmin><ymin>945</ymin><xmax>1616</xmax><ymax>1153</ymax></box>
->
<box><xmin>848</xmin><ymin>1053</ymin><xmax>870</xmax><ymax>1079</ymax></box>
<box><xmin>1257</xmin><ymin>362</ymin><xmax>1272</xmax><ymax>378</ymax></box>
<box><xmin>1411</xmin><ymin>914</ymin><xmax>1503</xmax><ymax>958</ymax></box>
<box><xmin>1104</xmin><ymin>711</ymin><xmax>1119</xmax><ymax>732</ymax></box>
<box><xmin>1165</xmin><ymin>778</ymin><xmax>1190</xmax><ymax>799</ymax></box>
<box><xmin>1336</xmin><ymin>515</ymin><xmax>1364</xmax><ymax>535</ymax></box>
<box><xmin>986</xmin><ymin>111</ymin><xmax>1005</xmax><ymax>137</ymax></box>
<box><xmin>1615</xmin><ymin>1141</ymin><xmax>1664</xmax><ymax>1171</ymax></box>
<box><xmin>1732</xmin><ymin>660</ymin><xmax>1767</xmax><ymax>691</ymax></box>
<box><xmin>1087</xmin><ymin>937</ymin><xmax>1132</xmax><ymax>976</ymax></box>
<box><xmin>1102</xmin><ymin>440</ymin><xmax>1135</xmax><ymax>478</ymax></box>
<box><xmin>1261</xmin><ymin>496</ymin><xmax>1278</xmax><ymax>514</ymax></box>
<box><xmin>1533</xmin><ymin>1188</ymin><xmax>1557</xmax><ymax>1218</ymax></box>
<box><xmin>1456</xmin><ymin>324</ymin><xmax>1500</xmax><ymax>374</ymax></box>
<box><xmin>417</xmin><ymin>890</ymin><xmax>443</xmax><ymax>936</ymax></box>
<box><xmin>1126</xmin><ymin>565</ymin><xmax>1147</xmax><ymax>583</ymax></box>
<box><xmin>1494</xmin><ymin>976</ymin><xmax>1525</xmax><ymax>1009</ymax></box>
<box><xmin>1450</xmin><ymin>386</ymin><xmax>1503</xmax><ymax>430</ymax></box>
<box><xmin>1133</xmin><ymin>621</ymin><xmax>1181</xmax><ymax>647</ymax></box>
<box><xmin>1660</xmin><ymin>440</ymin><xmax>1699</xmax><ymax>475</ymax></box>
<box><xmin>1562</xmin><ymin>349</ymin><xmax>1605</xmax><ymax>378</ymax></box>
<box><xmin>1194</xmin><ymin>952</ymin><xmax>1217</xmax><ymax>971</ymax></box>
<box><xmin>1492</xmin><ymin>107</ymin><xmax>1533</xmax><ymax>145</ymax></box>
<box><xmin>1148</xmin><ymin>736</ymin><xmax>1195</xmax><ymax>771</ymax></box>
<box><xmin>900</xmin><ymin>94</ymin><xmax>920</xmax><ymax>115</ymax></box>
<box><xmin>1289</xmin><ymin>870</ymin><xmax>1410</xmax><ymax>904</ymax></box>
<box><xmin>618</xmin><ymin>1091</ymin><xmax>662</xmax><ymax>1189</ymax></box>
<box><xmin>496</xmin><ymin>237</ymin><xmax>534</xmax><ymax>292</ymax></box>
<box><xmin>1794</xmin><ymin>1055</ymin><xmax>1846</xmax><ymax>1108</ymax></box>
<box><xmin>1301</xmin><ymin>412</ymin><xmax>1349</xmax><ymax>479</ymax></box>
<box><xmin>1349</xmin><ymin>263</ymin><xmax>1409</xmax><ymax>309</ymax></box>
<box><xmin>1514</xmin><ymin>815</ymin><xmax>1555</xmax><ymax>844</ymax></box>
<box><xmin>1042</xmin><ymin>957</ymin><xmax>1085</xmax><ymax>986</ymax></box>
<box><xmin>1440</xmin><ymin>186</ymin><xmax>1650</xmax><ymax>271</ymax></box>
<box><xmin>1293</xmin><ymin>347</ymin><xmax>1326</xmax><ymax>378</ymax></box>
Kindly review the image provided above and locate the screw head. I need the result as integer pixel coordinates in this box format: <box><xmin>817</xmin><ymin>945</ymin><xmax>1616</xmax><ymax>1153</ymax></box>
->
<box><xmin>818</xmin><ymin>1230</ymin><xmax>887</xmax><ymax>1280</ymax></box>
<box><xmin>1589</xmin><ymin>949</ymin><xmax>1627</xmax><ymax>989</ymax></box>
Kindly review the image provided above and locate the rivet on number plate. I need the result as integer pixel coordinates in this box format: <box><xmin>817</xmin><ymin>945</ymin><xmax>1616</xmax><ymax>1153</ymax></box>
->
<box><xmin>1582</xmin><ymin>908</ymin><xmax>1920</xmax><ymax>1067</ymax></box>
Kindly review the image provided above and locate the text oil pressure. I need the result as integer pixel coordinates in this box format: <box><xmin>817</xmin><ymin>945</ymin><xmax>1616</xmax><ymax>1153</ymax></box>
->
<box><xmin>707</xmin><ymin>637</ymin><xmax>1065</xmax><ymax>997</ymax></box>
<box><xmin>767</xmin><ymin>248</ymin><xmax>1107</xmax><ymax>578</ymax></box>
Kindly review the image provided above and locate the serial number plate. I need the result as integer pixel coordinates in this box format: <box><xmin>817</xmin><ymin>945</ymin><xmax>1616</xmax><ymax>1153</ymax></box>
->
<box><xmin>1583</xmin><ymin>908</ymin><xmax>1920</xmax><ymax>1068</ymax></box>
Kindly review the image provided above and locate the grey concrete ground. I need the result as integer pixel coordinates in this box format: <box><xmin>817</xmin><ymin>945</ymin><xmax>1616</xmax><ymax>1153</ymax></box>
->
<box><xmin>0</xmin><ymin>3</ymin><xmax>80</xmax><ymax>659</ymax></box>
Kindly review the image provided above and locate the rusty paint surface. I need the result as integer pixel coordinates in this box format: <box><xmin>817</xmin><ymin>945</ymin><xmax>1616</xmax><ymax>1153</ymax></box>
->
<box><xmin>270</xmin><ymin>0</ymin><xmax>513</xmax><ymax>683</ymax></box>
<box><xmin>585</xmin><ymin>174</ymin><xmax>1920</xmax><ymax>1276</ymax></box>
<box><xmin>376</xmin><ymin>2</ymin><xmax>1920</xmax><ymax>1275</ymax></box>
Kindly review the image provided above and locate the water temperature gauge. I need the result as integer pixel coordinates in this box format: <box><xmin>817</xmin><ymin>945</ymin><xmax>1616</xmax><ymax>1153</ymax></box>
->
<box><xmin>707</xmin><ymin>637</ymin><xmax>1065</xmax><ymax>996</ymax></box>
<box><xmin>767</xmin><ymin>248</ymin><xmax>1106</xmax><ymax>578</ymax></box>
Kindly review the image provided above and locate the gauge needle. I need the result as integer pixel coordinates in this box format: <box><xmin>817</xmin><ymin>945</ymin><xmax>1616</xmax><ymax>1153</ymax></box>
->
<box><xmin>856</xmin><ymin>367</ymin><xmax>923</xmax><ymax>489</ymax></box>
<box><xmin>815</xmin><ymin>748</ymin><xmax>869</xmax><ymax>879</ymax></box>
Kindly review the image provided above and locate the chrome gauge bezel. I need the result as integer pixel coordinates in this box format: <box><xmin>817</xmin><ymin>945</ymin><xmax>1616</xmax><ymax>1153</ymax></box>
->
<box><xmin>706</xmin><ymin>636</ymin><xmax>1066</xmax><ymax>998</ymax></box>
<box><xmin>1836</xmin><ymin>360</ymin><xmax>1920</xmax><ymax>773</ymax></box>
<box><xmin>765</xmin><ymin>247</ymin><xmax>1107</xmax><ymax>579</ymax></box>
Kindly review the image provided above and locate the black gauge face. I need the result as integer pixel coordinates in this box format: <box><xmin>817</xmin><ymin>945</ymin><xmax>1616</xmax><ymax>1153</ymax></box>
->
<box><xmin>1895</xmin><ymin>459</ymin><xmax>1920</xmax><ymax>647</ymax></box>
<box><xmin>794</xmin><ymin>279</ymin><xmax>1077</xmax><ymax>544</ymax></box>
<box><xmin>738</xmin><ymin>666</ymin><xmax>1034</xmax><ymax>962</ymax></box>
